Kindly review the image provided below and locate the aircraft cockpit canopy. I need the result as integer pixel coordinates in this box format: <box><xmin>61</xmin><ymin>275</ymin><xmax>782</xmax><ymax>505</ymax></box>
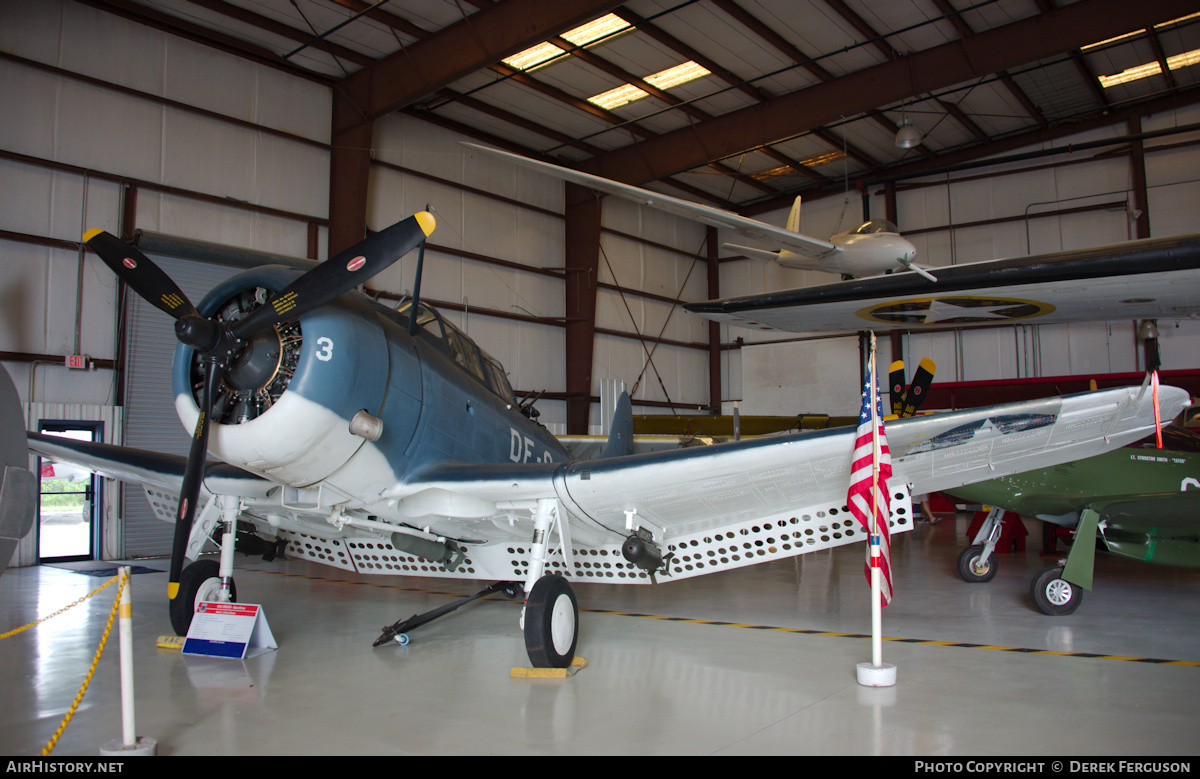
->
<box><xmin>393</xmin><ymin>300</ymin><xmax>515</xmax><ymax>403</ymax></box>
<box><xmin>852</xmin><ymin>219</ymin><xmax>900</xmax><ymax>235</ymax></box>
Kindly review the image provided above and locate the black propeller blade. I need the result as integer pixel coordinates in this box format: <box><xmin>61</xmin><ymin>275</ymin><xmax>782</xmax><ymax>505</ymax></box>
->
<box><xmin>900</xmin><ymin>357</ymin><xmax>936</xmax><ymax>418</ymax></box>
<box><xmin>83</xmin><ymin>229</ymin><xmax>201</xmax><ymax>322</ymax></box>
<box><xmin>84</xmin><ymin>212</ymin><xmax>436</xmax><ymax>610</ymax></box>
<box><xmin>230</xmin><ymin>212</ymin><xmax>435</xmax><ymax>340</ymax></box>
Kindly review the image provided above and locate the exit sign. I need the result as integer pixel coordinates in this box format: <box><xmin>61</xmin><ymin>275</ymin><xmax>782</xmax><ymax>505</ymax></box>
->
<box><xmin>65</xmin><ymin>355</ymin><xmax>88</xmax><ymax>369</ymax></box>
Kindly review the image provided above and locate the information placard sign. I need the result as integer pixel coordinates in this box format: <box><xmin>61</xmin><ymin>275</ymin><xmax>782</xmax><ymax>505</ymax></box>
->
<box><xmin>182</xmin><ymin>602</ymin><xmax>277</xmax><ymax>659</ymax></box>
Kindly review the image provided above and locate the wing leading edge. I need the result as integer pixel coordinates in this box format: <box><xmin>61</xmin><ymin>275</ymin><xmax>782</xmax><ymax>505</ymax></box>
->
<box><xmin>685</xmin><ymin>233</ymin><xmax>1200</xmax><ymax>333</ymax></box>
<box><xmin>462</xmin><ymin>143</ymin><xmax>837</xmax><ymax>259</ymax></box>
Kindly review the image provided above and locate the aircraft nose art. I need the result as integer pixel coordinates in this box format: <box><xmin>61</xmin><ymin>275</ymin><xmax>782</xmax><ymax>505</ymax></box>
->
<box><xmin>173</xmin><ymin>267</ymin><xmax>389</xmax><ymax>486</ymax></box>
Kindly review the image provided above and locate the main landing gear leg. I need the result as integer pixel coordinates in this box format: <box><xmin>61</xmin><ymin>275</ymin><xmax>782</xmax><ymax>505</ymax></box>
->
<box><xmin>169</xmin><ymin>495</ymin><xmax>239</xmax><ymax>636</ymax></box>
<box><xmin>957</xmin><ymin>507</ymin><xmax>1004</xmax><ymax>583</ymax></box>
<box><xmin>521</xmin><ymin>498</ymin><xmax>578</xmax><ymax>669</ymax></box>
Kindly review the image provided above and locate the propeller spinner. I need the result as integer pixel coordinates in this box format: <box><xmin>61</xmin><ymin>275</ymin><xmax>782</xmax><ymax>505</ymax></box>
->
<box><xmin>84</xmin><ymin>212</ymin><xmax>436</xmax><ymax>604</ymax></box>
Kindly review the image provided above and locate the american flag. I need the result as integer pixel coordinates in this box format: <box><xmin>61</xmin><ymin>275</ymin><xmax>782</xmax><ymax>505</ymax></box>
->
<box><xmin>847</xmin><ymin>362</ymin><xmax>893</xmax><ymax>606</ymax></box>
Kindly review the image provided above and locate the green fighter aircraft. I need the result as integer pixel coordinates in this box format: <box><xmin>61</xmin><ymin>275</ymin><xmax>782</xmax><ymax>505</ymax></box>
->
<box><xmin>948</xmin><ymin>410</ymin><xmax>1200</xmax><ymax>616</ymax></box>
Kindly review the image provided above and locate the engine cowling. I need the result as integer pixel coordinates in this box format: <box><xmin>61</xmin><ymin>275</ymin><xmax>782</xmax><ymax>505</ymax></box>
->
<box><xmin>171</xmin><ymin>266</ymin><xmax>390</xmax><ymax>487</ymax></box>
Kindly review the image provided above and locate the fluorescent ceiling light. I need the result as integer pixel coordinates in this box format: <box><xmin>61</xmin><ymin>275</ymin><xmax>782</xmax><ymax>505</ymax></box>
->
<box><xmin>561</xmin><ymin>13</ymin><xmax>630</xmax><ymax>46</ymax></box>
<box><xmin>644</xmin><ymin>61</ymin><xmax>710</xmax><ymax>89</ymax></box>
<box><xmin>1098</xmin><ymin>47</ymin><xmax>1200</xmax><ymax>87</ymax></box>
<box><xmin>503</xmin><ymin>42</ymin><xmax>564</xmax><ymax>71</ymax></box>
<box><xmin>1168</xmin><ymin>49</ymin><xmax>1200</xmax><ymax>69</ymax></box>
<box><xmin>588</xmin><ymin>61</ymin><xmax>711</xmax><ymax>110</ymax></box>
<box><xmin>750</xmin><ymin>151</ymin><xmax>846</xmax><ymax>180</ymax></box>
<box><xmin>1099</xmin><ymin>61</ymin><xmax>1163</xmax><ymax>88</ymax></box>
<box><xmin>502</xmin><ymin>13</ymin><xmax>631</xmax><ymax>71</ymax></box>
<box><xmin>589</xmin><ymin>84</ymin><xmax>649</xmax><ymax>110</ymax></box>
<box><xmin>1083</xmin><ymin>13</ymin><xmax>1200</xmax><ymax>51</ymax></box>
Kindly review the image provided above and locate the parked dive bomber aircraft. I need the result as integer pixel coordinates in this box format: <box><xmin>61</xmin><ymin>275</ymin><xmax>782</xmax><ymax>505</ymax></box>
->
<box><xmin>25</xmin><ymin>211</ymin><xmax>1190</xmax><ymax>668</ymax></box>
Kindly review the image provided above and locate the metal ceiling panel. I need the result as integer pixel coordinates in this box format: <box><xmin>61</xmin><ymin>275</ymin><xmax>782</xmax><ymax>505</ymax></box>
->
<box><xmin>85</xmin><ymin>0</ymin><xmax>1200</xmax><ymax>211</ymax></box>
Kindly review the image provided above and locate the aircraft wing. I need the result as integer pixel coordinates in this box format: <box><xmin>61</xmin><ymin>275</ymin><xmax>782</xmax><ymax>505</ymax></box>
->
<box><xmin>393</xmin><ymin>385</ymin><xmax>1186</xmax><ymax>582</ymax></box>
<box><xmin>1087</xmin><ymin>493</ymin><xmax>1200</xmax><ymax>531</ymax></box>
<box><xmin>463</xmin><ymin>143</ymin><xmax>838</xmax><ymax>259</ymax></box>
<box><xmin>685</xmin><ymin>233</ymin><xmax>1200</xmax><ymax>332</ymax></box>
<box><xmin>27</xmin><ymin>432</ymin><xmax>275</xmax><ymax>500</ymax></box>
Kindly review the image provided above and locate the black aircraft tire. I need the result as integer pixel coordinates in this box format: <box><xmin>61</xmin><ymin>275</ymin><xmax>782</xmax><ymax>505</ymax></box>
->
<box><xmin>1031</xmin><ymin>566</ymin><xmax>1082</xmax><ymax>616</ymax></box>
<box><xmin>956</xmin><ymin>544</ymin><xmax>998</xmax><ymax>583</ymax></box>
<box><xmin>169</xmin><ymin>559</ymin><xmax>236</xmax><ymax>636</ymax></box>
<box><xmin>524</xmin><ymin>574</ymin><xmax>578</xmax><ymax>669</ymax></box>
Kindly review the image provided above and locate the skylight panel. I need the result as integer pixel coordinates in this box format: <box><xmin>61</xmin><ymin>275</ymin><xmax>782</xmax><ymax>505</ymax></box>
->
<box><xmin>1097</xmin><ymin>47</ymin><xmax>1200</xmax><ymax>88</ymax></box>
<box><xmin>501</xmin><ymin>13</ymin><xmax>631</xmax><ymax>71</ymax></box>
<box><xmin>587</xmin><ymin>62</ymin><xmax>711</xmax><ymax>110</ymax></box>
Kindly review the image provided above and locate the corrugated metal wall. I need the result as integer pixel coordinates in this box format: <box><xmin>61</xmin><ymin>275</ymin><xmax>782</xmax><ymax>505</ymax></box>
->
<box><xmin>120</xmin><ymin>256</ymin><xmax>238</xmax><ymax>558</ymax></box>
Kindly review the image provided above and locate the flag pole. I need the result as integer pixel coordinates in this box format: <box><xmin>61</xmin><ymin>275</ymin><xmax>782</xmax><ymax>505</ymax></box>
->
<box><xmin>869</xmin><ymin>334</ymin><xmax>883</xmax><ymax>669</ymax></box>
<box><xmin>857</xmin><ymin>330</ymin><xmax>896</xmax><ymax>687</ymax></box>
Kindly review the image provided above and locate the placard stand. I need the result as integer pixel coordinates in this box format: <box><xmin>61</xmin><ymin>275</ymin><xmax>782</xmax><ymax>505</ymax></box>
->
<box><xmin>182</xmin><ymin>602</ymin><xmax>277</xmax><ymax>659</ymax></box>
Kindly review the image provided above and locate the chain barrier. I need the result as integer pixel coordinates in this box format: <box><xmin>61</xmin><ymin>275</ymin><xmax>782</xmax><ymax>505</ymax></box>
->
<box><xmin>0</xmin><ymin>572</ymin><xmax>121</xmax><ymax>640</ymax></box>
<box><xmin>1</xmin><ymin>570</ymin><xmax>128</xmax><ymax>755</ymax></box>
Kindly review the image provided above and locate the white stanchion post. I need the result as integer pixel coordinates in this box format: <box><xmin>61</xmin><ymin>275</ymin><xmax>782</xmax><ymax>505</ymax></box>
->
<box><xmin>100</xmin><ymin>567</ymin><xmax>157</xmax><ymax>756</ymax></box>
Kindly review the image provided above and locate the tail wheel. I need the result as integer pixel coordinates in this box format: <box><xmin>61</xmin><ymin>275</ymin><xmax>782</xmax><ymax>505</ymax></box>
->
<box><xmin>956</xmin><ymin>544</ymin><xmax>998</xmax><ymax>583</ymax></box>
<box><xmin>169</xmin><ymin>559</ymin><xmax>236</xmax><ymax>636</ymax></box>
<box><xmin>524</xmin><ymin>575</ymin><xmax>578</xmax><ymax>669</ymax></box>
<box><xmin>1031</xmin><ymin>566</ymin><xmax>1082</xmax><ymax>615</ymax></box>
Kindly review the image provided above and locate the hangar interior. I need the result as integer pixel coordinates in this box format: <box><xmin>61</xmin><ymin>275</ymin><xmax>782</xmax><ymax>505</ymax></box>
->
<box><xmin>1</xmin><ymin>0</ymin><xmax>1199</xmax><ymax>756</ymax></box>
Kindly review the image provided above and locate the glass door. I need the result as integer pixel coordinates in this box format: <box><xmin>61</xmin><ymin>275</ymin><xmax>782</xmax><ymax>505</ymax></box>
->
<box><xmin>37</xmin><ymin>422</ymin><xmax>103</xmax><ymax>562</ymax></box>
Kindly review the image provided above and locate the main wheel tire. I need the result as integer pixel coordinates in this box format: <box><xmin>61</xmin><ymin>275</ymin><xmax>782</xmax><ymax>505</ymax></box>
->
<box><xmin>169</xmin><ymin>559</ymin><xmax>236</xmax><ymax>636</ymax></box>
<box><xmin>524</xmin><ymin>575</ymin><xmax>578</xmax><ymax>669</ymax></box>
<box><xmin>956</xmin><ymin>544</ymin><xmax>998</xmax><ymax>583</ymax></box>
<box><xmin>1031</xmin><ymin>565</ymin><xmax>1082</xmax><ymax>615</ymax></box>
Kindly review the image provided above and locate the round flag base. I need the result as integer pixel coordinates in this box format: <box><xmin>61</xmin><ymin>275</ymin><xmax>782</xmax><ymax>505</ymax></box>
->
<box><xmin>856</xmin><ymin>662</ymin><xmax>897</xmax><ymax>687</ymax></box>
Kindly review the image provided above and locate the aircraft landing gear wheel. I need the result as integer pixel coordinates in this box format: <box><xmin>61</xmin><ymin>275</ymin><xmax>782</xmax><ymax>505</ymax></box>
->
<box><xmin>957</xmin><ymin>544</ymin><xmax>998</xmax><ymax>583</ymax></box>
<box><xmin>524</xmin><ymin>575</ymin><xmax>578</xmax><ymax>669</ymax></box>
<box><xmin>1031</xmin><ymin>565</ymin><xmax>1082</xmax><ymax>615</ymax></box>
<box><xmin>169</xmin><ymin>559</ymin><xmax>236</xmax><ymax>636</ymax></box>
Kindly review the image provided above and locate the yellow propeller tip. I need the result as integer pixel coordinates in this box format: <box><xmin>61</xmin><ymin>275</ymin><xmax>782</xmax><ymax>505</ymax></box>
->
<box><xmin>888</xmin><ymin>360</ymin><xmax>904</xmax><ymax>371</ymax></box>
<box><xmin>82</xmin><ymin>228</ymin><xmax>105</xmax><ymax>243</ymax></box>
<box><xmin>416</xmin><ymin>211</ymin><xmax>436</xmax><ymax>237</ymax></box>
<box><xmin>167</xmin><ymin>582</ymin><xmax>179</xmax><ymax>600</ymax></box>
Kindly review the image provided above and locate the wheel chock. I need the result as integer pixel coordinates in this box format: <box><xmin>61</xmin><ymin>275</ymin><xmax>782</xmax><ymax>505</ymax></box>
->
<box><xmin>511</xmin><ymin>656</ymin><xmax>588</xmax><ymax>678</ymax></box>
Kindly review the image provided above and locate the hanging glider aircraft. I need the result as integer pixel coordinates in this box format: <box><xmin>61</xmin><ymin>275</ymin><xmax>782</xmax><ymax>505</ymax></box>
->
<box><xmin>24</xmin><ymin>212</ymin><xmax>1191</xmax><ymax>668</ymax></box>
<box><xmin>462</xmin><ymin>143</ymin><xmax>928</xmax><ymax>280</ymax></box>
<box><xmin>947</xmin><ymin>421</ymin><xmax>1200</xmax><ymax>615</ymax></box>
<box><xmin>459</xmin><ymin>141</ymin><xmax>1200</xmax><ymax>336</ymax></box>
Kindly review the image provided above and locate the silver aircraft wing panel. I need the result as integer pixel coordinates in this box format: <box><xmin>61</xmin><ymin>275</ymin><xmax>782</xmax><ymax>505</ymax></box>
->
<box><xmin>463</xmin><ymin>143</ymin><xmax>838</xmax><ymax>259</ymax></box>
<box><xmin>398</xmin><ymin>386</ymin><xmax>1187</xmax><ymax>546</ymax></box>
<box><xmin>27</xmin><ymin>432</ymin><xmax>275</xmax><ymax>499</ymax></box>
<box><xmin>684</xmin><ymin>233</ymin><xmax>1200</xmax><ymax>333</ymax></box>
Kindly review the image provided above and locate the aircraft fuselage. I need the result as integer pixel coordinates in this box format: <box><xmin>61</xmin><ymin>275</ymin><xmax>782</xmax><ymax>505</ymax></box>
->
<box><xmin>171</xmin><ymin>265</ymin><xmax>568</xmax><ymax>512</ymax></box>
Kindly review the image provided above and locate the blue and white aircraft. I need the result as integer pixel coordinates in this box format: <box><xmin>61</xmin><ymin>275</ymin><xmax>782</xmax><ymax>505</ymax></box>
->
<box><xmin>27</xmin><ymin>212</ymin><xmax>1190</xmax><ymax>668</ymax></box>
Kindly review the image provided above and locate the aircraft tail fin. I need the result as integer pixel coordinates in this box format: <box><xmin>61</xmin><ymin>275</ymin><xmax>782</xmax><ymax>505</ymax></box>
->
<box><xmin>785</xmin><ymin>196</ymin><xmax>802</xmax><ymax>233</ymax></box>
<box><xmin>600</xmin><ymin>391</ymin><xmax>634</xmax><ymax>459</ymax></box>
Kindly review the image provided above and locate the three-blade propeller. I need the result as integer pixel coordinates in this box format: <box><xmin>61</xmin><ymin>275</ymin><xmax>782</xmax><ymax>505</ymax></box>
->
<box><xmin>84</xmin><ymin>212</ymin><xmax>435</xmax><ymax>603</ymax></box>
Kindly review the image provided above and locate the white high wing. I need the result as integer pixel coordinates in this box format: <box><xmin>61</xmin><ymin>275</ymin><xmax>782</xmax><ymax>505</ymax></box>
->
<box><xmin>463</xmin><ymin>143</ymin><xmax>927</xmax><ymax>280</ymax></box>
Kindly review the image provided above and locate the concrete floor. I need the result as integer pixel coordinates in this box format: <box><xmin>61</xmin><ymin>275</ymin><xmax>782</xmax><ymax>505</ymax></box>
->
<box><xmin>3</xmin><ymin>515</ymin><xmax>1199</xmax><ymax>757</ymax></box>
